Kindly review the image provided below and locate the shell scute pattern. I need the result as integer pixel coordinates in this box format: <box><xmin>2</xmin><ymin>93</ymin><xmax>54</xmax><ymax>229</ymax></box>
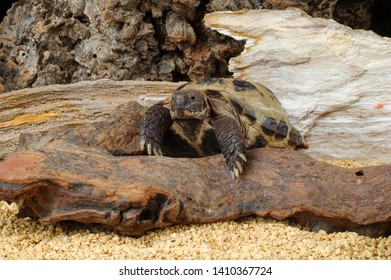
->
<box><xmin>141</xmin><ymin>78</ymin><xmax>308</xmax><ymax>179</ymax></box>
<box><xmin>174</xmin><ymin>78</ymin><xmax>308</xmax><ymax>150</ymax></box>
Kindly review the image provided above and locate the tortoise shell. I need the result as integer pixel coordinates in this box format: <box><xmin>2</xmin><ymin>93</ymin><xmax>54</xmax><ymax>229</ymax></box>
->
<box><xmin>159</xmin><ymin>78</ymin><xmax>308</xmax><ymax>157</ymax></box>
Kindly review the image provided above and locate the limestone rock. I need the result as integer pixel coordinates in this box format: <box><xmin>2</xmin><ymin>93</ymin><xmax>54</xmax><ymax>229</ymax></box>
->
<box><xmin>205</xmin><ymin>8</ymin><xmax>391</xmax><ymax>165</ymax></box>
<box><xmin>0</xmin><ymin>101</ymin><xmax>390</xmax><ymax>237</ymax></box>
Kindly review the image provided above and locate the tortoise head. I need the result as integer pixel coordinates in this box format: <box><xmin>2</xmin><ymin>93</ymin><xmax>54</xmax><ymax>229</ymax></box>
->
<box><xmin>170</xmin><ymin>89</ymin><xmax>211</xmax><ymax>120</ymax></box>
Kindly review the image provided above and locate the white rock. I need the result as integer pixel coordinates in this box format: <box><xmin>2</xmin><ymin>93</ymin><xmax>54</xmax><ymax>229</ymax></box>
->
<box><xmin>205</xmin><ymin>8</ymin><xmax>391</xmax><ymax>164</ymax></box>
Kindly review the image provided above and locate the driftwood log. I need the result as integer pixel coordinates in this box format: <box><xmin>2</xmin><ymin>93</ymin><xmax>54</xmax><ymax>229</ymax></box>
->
<box><xmin>0</xmin><ymin>80</ymin><xmax>179</xmax><ymax>159</ymax></box>
<box><xmin>1</xmin><ymin>100</ymin><xmax>391</xmax><ymax>237</ymax></box>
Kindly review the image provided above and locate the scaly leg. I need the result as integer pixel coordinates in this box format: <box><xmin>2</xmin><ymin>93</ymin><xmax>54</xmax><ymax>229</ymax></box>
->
<box><xmin>140</xmin><ymin>104</ymin><xmax>173</xmax><ymax>156</ymax></box>
<box><xmin>213</xmin><ymin>116</ymin><xmax>247</xmax><ymax>179</ymax></box>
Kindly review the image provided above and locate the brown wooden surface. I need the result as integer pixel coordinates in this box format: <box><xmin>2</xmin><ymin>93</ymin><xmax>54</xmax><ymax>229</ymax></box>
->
<box><xmin>1</xmin><ymin>102</ymin><xmax>390</xmax><ymax>237</ymax></box>
<box><xmin>0</xmin><ymin>80</ymin><xmax>180</xmax><ymax>159</ymax></box>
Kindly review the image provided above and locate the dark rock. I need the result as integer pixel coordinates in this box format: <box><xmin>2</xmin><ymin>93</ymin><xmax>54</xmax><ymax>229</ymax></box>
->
<box><xmin>0</xmin><ymin>101</ymin><xmax>390</xmax><ymax>237</ymax></box>
<box><xmin>0</xmin><ymin>0</ymin><xmax>244</xmax><ymax>92</ymax></box>
<box><xmin>370</xmin><ymin>0</ymin><xmax>391</xmax><ymax>37</ymax></box>
<box><xmin>333</xmin><ymin>0</ymin><xmax>374</xmax><ymax>30</ymax></box>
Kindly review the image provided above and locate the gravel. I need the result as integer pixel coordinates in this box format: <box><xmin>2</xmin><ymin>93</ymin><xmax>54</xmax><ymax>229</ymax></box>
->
<box><xmin>1</xmin><ymin>203</ymin><xmax>390</xmax><ymax>260</ymax></box>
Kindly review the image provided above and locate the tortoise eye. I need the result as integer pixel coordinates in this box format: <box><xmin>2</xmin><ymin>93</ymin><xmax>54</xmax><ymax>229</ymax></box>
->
<box><xmin>190</xmin><ymin>93</ymin><xmax>196</xmax><ymax>101</ymax></box>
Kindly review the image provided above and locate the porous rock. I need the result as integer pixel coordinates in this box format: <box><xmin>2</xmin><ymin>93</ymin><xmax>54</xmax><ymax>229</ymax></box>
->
<box><xmin>0</xmin><ymin>101</ymin><xmax>390</xmax><ymax>237</ymax></box>
<box><xmin>0</xmin><ymin>0</ymin><xmax>243</xmax><ymax>92</ymax></box>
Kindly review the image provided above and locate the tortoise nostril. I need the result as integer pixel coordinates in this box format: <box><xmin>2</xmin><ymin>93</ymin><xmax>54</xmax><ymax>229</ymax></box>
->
<box><xmin>176</xmin><ymin>95</ymin><xmax>185</xmax><ymax>107</ymax></box>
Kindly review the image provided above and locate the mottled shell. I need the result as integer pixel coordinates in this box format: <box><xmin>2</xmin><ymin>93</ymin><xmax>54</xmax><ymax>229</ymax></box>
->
<box><xmin>161</xmin><ymin>78</ymin><xmax>307</xmax><ymax>156</ymax></box>
<box><xmin>176</xmin><ymin>78</ymin><xmax>307</xmax><ymax>150</ymax></box>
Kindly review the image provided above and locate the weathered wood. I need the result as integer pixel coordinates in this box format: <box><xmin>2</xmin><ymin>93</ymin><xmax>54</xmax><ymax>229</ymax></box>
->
<box><xmin>0</xmin><ymin>101</ymin><xmax>390</xmax><ymax>237</ymax></box>
<box><xmin>205</xmin><ymin>8</ymin><xmax>391</xmax><ymax>165</ymax></box>
<box><xmin>2</xmin><ymin>71</ymin><xmax>390</xmax><ymax>165</ymax></box>
<box><xmin>0</xmin><ymin>79</ymin><xmax>179</xmax><ymax>158</ymax></box>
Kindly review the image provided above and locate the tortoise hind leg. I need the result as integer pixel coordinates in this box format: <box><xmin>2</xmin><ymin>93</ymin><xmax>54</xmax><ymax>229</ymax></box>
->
<box><xmin>213</xmin><ymin>116</ymin><xmax>247</xmax><ymax>179</ymax></box>
<box><xmin>140</xmin><ymin>104</ymin><xmax>173</xmax><ymax>156</ymax></box>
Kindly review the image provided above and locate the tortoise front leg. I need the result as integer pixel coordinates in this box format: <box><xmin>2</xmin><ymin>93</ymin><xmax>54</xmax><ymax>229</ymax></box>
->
<box><xmin>140</xmin><ymin>104</ymin><xmax>173</xmax><ymax>156</ymax></box>
<box><xmin>213</xmin><ymin>116</ymin><xmax>247</xmax><ymax>179</ymax></box>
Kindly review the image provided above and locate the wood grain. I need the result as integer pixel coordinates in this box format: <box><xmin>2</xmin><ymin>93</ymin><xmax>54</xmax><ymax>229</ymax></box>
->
<box><xmin>0</xmin><ymin>101</ymin><xmax>390</xmax><ymax>237</ymax></box>
<box><xmin>0</xmin><ymin>79</ymin><xmax>180</xmax><ymax>158</ymax></box>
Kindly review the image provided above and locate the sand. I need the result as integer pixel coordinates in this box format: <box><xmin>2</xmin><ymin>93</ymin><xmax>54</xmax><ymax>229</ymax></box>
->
<box><xmin>1</xmin><ymin>160</ymin><xmax>390</xmax><ymax>260</ymax></box>
<box><xmin>1</xmin><ymin>203</ymin><xmax>390</xmax><ymax>260</ymax></box>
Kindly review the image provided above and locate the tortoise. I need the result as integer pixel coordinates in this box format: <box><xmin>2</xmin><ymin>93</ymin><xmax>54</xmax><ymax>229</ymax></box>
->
<box><xmin>140</xmin><ymin>78</ymin><xmax>308</xmax><ymax>179</ymax></box>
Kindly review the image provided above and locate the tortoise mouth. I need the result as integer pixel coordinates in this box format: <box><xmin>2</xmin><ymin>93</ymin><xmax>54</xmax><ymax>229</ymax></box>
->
<box><xmin>170</xmin><ymin>107</ymin><xmax>210</xmax><ymax>120</ymax></box>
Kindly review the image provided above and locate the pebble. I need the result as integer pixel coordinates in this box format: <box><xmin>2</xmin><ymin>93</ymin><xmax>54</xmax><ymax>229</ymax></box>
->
<box><xmin>1</xmin><ymin>201</ymin><xmax>390</xmax><ymax>260</ymax></box>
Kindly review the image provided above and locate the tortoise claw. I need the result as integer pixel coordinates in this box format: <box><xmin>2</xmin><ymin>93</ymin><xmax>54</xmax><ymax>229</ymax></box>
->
<box><xmin>233</xmin><ymin>167</ymin><xmax>240</xmax><ymax>179</ymax></box>
<box><xmin>239</xmin><ymin>153</ymin><xmax>247</xmax><ymax>162</ymax></box>
<box><xmin>230</xmin><ymin>170</ymin><xmax>236</xmax><ymax>180</ymax></box>
<box><xmin>230</xmin><ymin>155</ymin><xmax>247</xmax><ymax>179</ymax></box>
<box><xmin>140</xmin><ymin>137</ymin><xmax>163</xmax><ymax>156</ymax></box>
<box><xmin>140</xmin><ymin>138</ymin><xmax>146</xmax><ymax>151</ymax></box>
<box><xmin>147</xmin><ymin>143</ymin><xmax>152</xmax><ymax>155</ymax></box>
<box><xmin>229</xmin><ymin>161</ymin><xmax>244</xmax><ymax>179</ymax></box>
<box><xmin>235</xmin><ymin>161</ymin><xmax>243</xmax><ymax>173</ymax></box>
<box><xmin>230</xmin><ymin>167</ymin><xmax>241</xmax><ymax>180</ymax></box>
<box><xmin>153</xmin><ymin>147</ymin><xmax>163</xmax><ymax>156</ymax></box>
